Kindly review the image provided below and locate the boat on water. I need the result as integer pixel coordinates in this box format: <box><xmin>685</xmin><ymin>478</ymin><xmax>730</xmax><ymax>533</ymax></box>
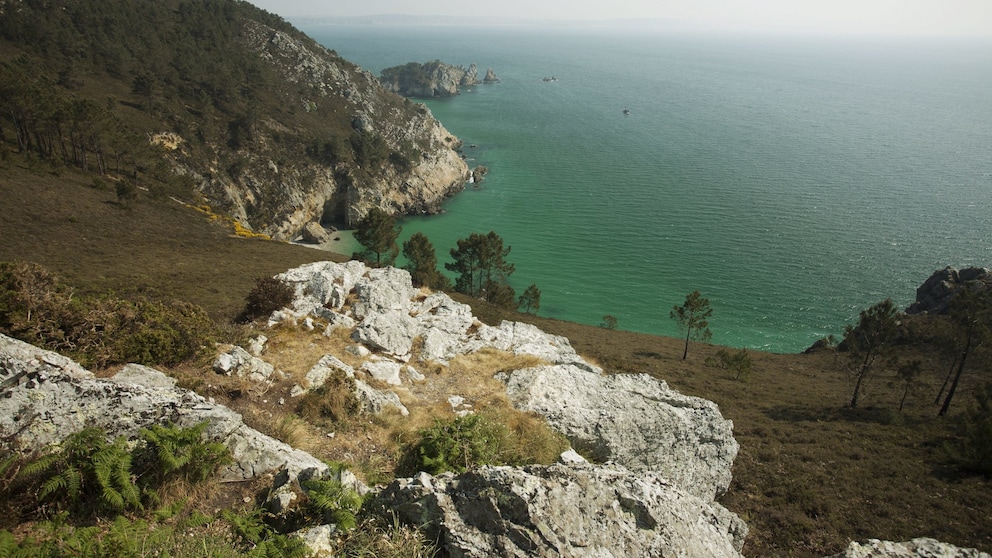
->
<box><xmin>623</xmin><ymin>107</ymin><xmax>630</xmax><ymax>115</ymax></box>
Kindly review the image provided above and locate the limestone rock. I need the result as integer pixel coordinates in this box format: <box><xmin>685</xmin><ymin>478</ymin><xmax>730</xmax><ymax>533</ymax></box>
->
<box><xmin>374</xmin><ymin>460</ymin><xmax>746</xmax><ymax>558</ymax></box>
<box><xmin>0</xmin><ymin>334</ymin><xmax>329</xmax><ymax>488</ymax></box>
<box><xmin>301</xmin><ymin>222</ymin><xmax>330</xmax><ymax>244</ymax></box>
<box><xmin>295</xmin><ymin>524</ymin><xmax>340</xmax><ymax>557</ymax></box>
<box><xmin>109</xmin><ymin>363</ymin><xmax>177</xmax><ymax>389</ymax></box>
<box><xmin>355</xmin><ymin>379</ymin><xmax>409</xmax><ymax>416</ymax></box>
<box><xmin>501</xmin><ymin>364</ymin><xmax>738</xmax><ymax>500</ymax></box>
<box><xmin>361</xmin><ymin>360</ymin><xmax>403</xmax><ymax>386</ymax></box>
<box><xmin>827</xmin><ymin>538</ymin><xmax>990</xmax><ymax>558</ymax></box>
<box><xmin>213</xmin><ymin>346</ymin><xmax>275</xmax><ymax>383</ymax></box>
<box><xmin>483</xmin><ymin>67</ymin><xmax>499</xmax><ymax>83</ymax></box>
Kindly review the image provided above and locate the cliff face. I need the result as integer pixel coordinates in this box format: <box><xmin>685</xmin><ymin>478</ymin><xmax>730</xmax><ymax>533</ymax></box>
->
<box><xmin>0</xmin><ymin>0</ymin><xmax>469</xmax><ymax>239</ymax></box>
<box><xmin>173</xmin><ymin>22</ymin><xmax>469</xmax><ymax>237</ymax></box>
<box><xmin>380</xmin><ymin>60</ymin><xmax>498</xmax><ymax>97</ymax></box>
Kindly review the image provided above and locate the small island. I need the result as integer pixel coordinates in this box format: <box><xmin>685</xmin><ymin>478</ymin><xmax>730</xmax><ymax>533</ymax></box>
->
<box><xmin>380</xmin><ymin>60</ymin><xmax>499</xmax><ymax>98</ymax></box>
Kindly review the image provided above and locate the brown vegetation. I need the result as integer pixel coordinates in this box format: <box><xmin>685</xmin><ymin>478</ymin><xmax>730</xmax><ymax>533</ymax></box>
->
<box><xmin>1</xmin><ymin>156</ymin><xmax>990</xmax><ymax>556</ymax></box>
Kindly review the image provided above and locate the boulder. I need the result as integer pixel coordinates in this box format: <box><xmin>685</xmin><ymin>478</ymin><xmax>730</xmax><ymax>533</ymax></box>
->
<box><xmin>213</xmin><ymin>346</ymin><xmax>275</xmax><ymax>383</ymax></box>
<box><xmin>501</xmin><ymin>364</ymin><xmax>738</xmax><ymax>500</ymax></box>
<box><xmin>827</xmin><ymin>538</ymin><xmax>990</xmax><ymax>558</ymax></box>
<box><xmin>0</xmin><ymin>334</ymin><xmax>330</xmax><ymax>488</ymax></box>
<box><xmin>373</xmin><ymin>459</ymin><xmax>746</xmax><ymax>558</ymax></box>
<box><xmin>354</xmin><ymin>379</ymin><xmax>408</xmax><ymax>416</ymax></box>
<box><xmin>361</xmin><ymin>359</ymin><xmax>403</xmax><ymax>386</ymax></box>
<box><xmin>301</xmin><ymin>222</ymin><xmax>330</xmax><ymax>244</ymax></box>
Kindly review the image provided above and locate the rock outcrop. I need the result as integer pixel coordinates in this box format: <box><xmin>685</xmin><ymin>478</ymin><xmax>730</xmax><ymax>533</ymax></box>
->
<box><xmin>827</xmin><ymin>538</ymin><xmax>990</xmax><ymax>558</ymax></box>
<box><xmin>0</xmin><ymin>334</ymin><xmax>334</xmax><ymax>490</ymax></box>
<box><xmin>906</xmin><ymin>266</ymin><xmax>991</xmax><ymax>315</ymax></box>
<box><xmin>380</xmin><ymin>60</ymin><xmax>498</xmax><ymax>97</ymax></box>
<box><xmin>501</xmin><ymin>364</ymin><xmax>738</xmax><ymax>500</ymax></box>
<box><xmin>373</xmin><ymin>456</ymin><xmax>747</xmax><ymax>558</ymax></box>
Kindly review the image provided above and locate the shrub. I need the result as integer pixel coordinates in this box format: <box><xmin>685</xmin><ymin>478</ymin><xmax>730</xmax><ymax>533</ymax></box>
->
<box><xmin>599</xmin><ymin>315</ymin><xmax>618</xmax><ymax>330</ymax></box>
<box><xmin>945</xmin><ymin>382</ymin><xmax>992</xmax><ymax>477</ymax></box>
<box><xmin>297</xmin><ymin>372</ymin><xmax>360</xmax><ymax>426</ymax></box>
<box><xmin>399</xmin><ymin>414</ymin><xmax>507</xmax><ymax>476</ymax></box>
<box><xmin>0</xmin><ymin>261</ymin><xmax>216</xmax><ymax>368</ymax></box>
<box><xmin>241</xmin><ymin>276</ymin><xmax>295</xmax><ymax>322</ymax></box>
<box><xmin>707</xmin><ymin>348</ymin><xmax>754</xmax><ymax>382</ymax></box>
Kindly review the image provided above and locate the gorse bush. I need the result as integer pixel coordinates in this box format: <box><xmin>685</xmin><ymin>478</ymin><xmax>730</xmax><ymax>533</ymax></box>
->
<box><xmin>945</xmin><ymin>382</ymin><xmax>992</xmax><ymax>478</ymax></box>
<box><xmin>0</xmin><ymin>261</ymin><xmax>215</xmax><ymax>368</ymax></box>
<box><xmin>241</xmin><ymin>276</ymin><xmax>295</xmax><ymax>322</ymax></box>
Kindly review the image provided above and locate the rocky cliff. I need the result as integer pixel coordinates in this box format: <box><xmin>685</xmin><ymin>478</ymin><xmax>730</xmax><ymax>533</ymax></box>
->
<box><xmin>0</xmin><ymin>0</ymin><xmax>470</xmax><ymax>239</ymax></box>
<box><xmin>906</xmin><ymin>266</ymin><xmax>991</xmax><ymax>315</ymax></box>
<box><xmin>182</xmin><ymin>22</ymin><xmax>469</xmax><ymax>236</ymax></box>
<box><xmin>380</xmin><ymin>60</ymin><xmax>499</xmax><ymax>97</ymax></box>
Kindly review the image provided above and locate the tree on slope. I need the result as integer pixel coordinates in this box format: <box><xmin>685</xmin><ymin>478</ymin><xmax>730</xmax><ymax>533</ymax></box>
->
<box><xmin>938</xmin><ymin>288</ymin><xmax>992</xmax><ymax>416</ymax></box>
<box><xmin>670</xmin><ymin>290</ymin><xmax>712</xmax><ymax>361</ymax></box>
<box><xmin>518</xmin><ymin>284</ymin><xmax>541</xmax><ymax>314</ymax></box>
<box><xmin>446</xmin><ymin>231</ymin><xmax>515</xmax><ymax>306</ymax></box>
<box><xmin>840</xmin><ymin>298</ymin><xmax>900</xmax><ymax>409</ymax></box>
<box><xmin>402</xmin><ymin>232</ymin><xmax>450</xmax><ymax>291</ymax></box>
<box><xmin>353</xmin><ymin>207</ymin><xmax>400</xmax><ymax>267</ymax></box>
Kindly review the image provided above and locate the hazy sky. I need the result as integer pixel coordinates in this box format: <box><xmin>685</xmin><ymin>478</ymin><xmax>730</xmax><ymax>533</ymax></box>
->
<box><xmin>247</xmin><ymin>0</ymin><xmax>992</xmax><ymax>36</ymax></box>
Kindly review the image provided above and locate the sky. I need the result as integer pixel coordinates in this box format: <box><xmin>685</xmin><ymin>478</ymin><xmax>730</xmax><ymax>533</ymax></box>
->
<box><xmin>246</xmin><ymin>0</ymin><xmax>992</xmax><ymax>37</ymax></box>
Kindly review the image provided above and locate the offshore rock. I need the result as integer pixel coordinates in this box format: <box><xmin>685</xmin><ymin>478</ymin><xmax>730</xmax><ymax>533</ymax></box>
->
<box><xmin>501</xmin><ymin>364</ymin><xmax>738</xmax><ymax>500</ymax></box>
<box><xmin>380</xmin><ymin>60</ymin><xmax>496</xmax><ymax>97</ymax></box>
<box><xmin>374</xmin><ymin>459</ymin><xmax>746</xmax><ymax>558</ymax></box>
<box><xmin>906</xmin><ymin>266</ymin><xmax>991</xmax><ymax>315</ymax></box>
<box><xmin>827</xmin><ymin>538</ymin><xmax>991</xmax><ymax>558</ymax></box>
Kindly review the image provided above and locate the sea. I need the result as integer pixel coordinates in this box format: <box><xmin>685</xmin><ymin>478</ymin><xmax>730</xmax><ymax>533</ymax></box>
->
<box><xmin>297</xmin><ymin>23</ymin><xmax>992</xmax><ymax>353</ymax></box>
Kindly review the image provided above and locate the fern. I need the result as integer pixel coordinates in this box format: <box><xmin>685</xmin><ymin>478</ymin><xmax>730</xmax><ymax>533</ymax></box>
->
<box><xmin>23</xmin><ymin>427</ymin><xmax>142</xmax><ymax>516</ymax></box>
<box><xmin>135</xmin><ymin>422</ymin><xmax>231</xmax><ymax>486</ymax></box>
<box><xmin>301</xmin><ymin>465</ymin><xmax>364</xmax><ymax>531</ymax></box>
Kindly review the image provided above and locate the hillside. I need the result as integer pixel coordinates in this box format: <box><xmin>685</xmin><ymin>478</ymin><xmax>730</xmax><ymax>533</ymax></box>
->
<box><xmin>0</xmin><ymin>0</ymin><xmax>468</xmax><ymax>239</ymax></box>
<box><xmin>0</xmin><ymin>2</ymin><xmax>990</xmax><ymax>556</ymax></box>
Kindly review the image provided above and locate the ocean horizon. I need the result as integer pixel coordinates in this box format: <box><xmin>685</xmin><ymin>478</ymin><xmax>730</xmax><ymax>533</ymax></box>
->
<box><xmin>299</xmin><ymin>23</ymin><xmax>992</xmax><ymax>353</ymax></box>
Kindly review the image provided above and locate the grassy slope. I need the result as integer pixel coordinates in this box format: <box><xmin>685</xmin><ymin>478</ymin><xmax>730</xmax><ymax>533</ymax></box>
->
<box><xmin>1</xmin><ymin>157</ymin><xmax>990</xmax><ymax>557</ymax></box>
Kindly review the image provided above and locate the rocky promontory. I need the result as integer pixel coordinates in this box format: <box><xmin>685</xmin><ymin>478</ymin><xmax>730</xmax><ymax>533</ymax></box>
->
<box><xmin>380</xmin><ymin>60</ymin><xmax>499</xmax><ymax>97</ymax></box>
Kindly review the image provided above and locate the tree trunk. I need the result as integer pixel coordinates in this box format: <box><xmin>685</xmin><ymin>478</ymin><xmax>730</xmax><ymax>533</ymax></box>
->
<box><xmin>934</xmin><ymin>354</ymin><xmax>957</xmax><ymax>405</ymax></box>
<box><xmin>939</xmin><ymin>334</ymin><xmax>972</xmax><ymax>417</ymax></box>
<box><xmin>681</xmin><ymin>328</ymin><xmax>690</xmax><ymax>360</ymax></box>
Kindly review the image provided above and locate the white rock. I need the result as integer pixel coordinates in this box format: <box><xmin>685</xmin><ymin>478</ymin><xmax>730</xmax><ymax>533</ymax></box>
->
<box><xmin>361</xmin><ymin>360</ymin><xmax>403</xmax><ymax>386</ymax></box>
<box><xmin>827</xmin><ymin>538</ymin><xmax>991</xmax><ymax>558</ymax></box>
<box><xmin>502</xmin><ymin>364</ymin><xmax>738</xmax><ymax>500</ymax></box>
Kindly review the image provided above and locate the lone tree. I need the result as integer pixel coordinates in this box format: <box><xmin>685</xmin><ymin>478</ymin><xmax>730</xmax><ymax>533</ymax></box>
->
<box><xmin>352</xmin><ymin>207</ymin><xmax>400</xmax><ymax>267</ymax></box>
<box><xmin>938</xmin><ymin>288</ymin><xmax>992</xmax><ymax>416</ymax></box>
<box><xmin>518</xmin><ymin>284</ymin><xmax>541</xmax><ymax>314</ymax></box>
<box><xmin>839</xmin><ymin>298</ymin><xmax>900</xmax><ymax>409</ymax></box>
<box><xmin>670</xmin><ymin>290</ymin><xmax>713</xmax><ymax>360</ymax></box>
<box><xmin>446</xmin><ymin>231</ymin><xmax>516</xmax><ymax>306</ymax></box>
<box><xmin>402</xmin><ymin>232</ymin><xmax>450</xmax><ymax>291</ymax></box>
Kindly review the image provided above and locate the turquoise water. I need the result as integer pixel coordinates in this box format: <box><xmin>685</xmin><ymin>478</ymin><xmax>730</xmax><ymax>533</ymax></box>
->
<box><xmin>301</xmin><ymin>24</ymin><xmax>992</xmax><ymax>353</ymax></box>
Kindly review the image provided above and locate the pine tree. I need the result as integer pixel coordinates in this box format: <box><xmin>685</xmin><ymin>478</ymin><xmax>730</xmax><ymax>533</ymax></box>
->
<box><xmin>670</xmin><ymin>290</ymin><xmax>713</xmax><ymax>361</ymax></box>
<box><xmin>402</xmin><ymin>232</ymin><xmax>450</xmax><ymax>290</ymax></box>
<box><xmin>352</xmin><ymin>207</ymin><xmax>400</xmax><ymax>267</ymax></box>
